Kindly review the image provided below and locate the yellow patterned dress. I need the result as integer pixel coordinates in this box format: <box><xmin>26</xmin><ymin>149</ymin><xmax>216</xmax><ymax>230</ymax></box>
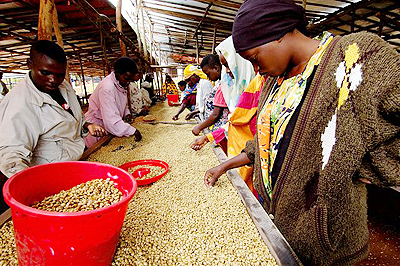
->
<box><xmin>257</xmin><ymin>32</ymin><xmax>333</xmax><ymax>199</ymax></box>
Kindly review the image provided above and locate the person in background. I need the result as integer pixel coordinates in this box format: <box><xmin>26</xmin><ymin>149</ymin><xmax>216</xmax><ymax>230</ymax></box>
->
<box><xmin>85</xmin><ymin>57</ymin><xmax>142</xmax><ymax>148</ymax></box>
<box><xmin>177</xmin><ymin>80</ymin><xmax>187</xmax><ymax>103</ymax></box>
<box><xmin>191</xmin><ymin>74</ymin><xmax>264</xmax><ymax>194</ymax></box>
<box><xmin>172</xmin><ymin>64</ymin><xmax>212</xmax><ymax>121</ymax></box>
<box><xmin>141</xmin><ymin>74</ymin><xmax>155</xmax><ymax>105</ymax></box>
<box><xmin>191</xmin><ymin>54</ymin><xmax>230</xmax><ymax>152</ymax></box>
<box><xmin>162</xmin><ymin>74</ymin><xmax>179</xmax><ymax>95</ymax></box>
<box><xmin>178</xmin><ymin>64</ymin><xmax>213</xmax><ymax>121</ymax></box>
<box><xmin>216</xmin><ymin>36</ymin><xmax>255</xmax><ymax>114</ymax></box>
<box><xmin>128</xmin><ymin>73</ymin><xmax>150</xmax><ymax>117</ymax></box>
<box><xmin>192</xmin><ymin>35</ymin><xmax>254</xmax><ymax>136</ymax></box>
<box><xmin>191</xmin><ymin>36</ymin><xmax>257</xmax><ymax>191</ymax></box>
<box><xmin>140</xmin><ymin>85</ymin><xmax>152</xmax><ymax>111</ymax></box>
<box><xmin>0</xmin><ymin>71</ymin><xmax>9</xmax><ymax>104</ymax></box>
<box><xmin>205</xmin><ymin>0</ymin><xmax>400</xmax><ymax>265</ymax></box>
<box><xmin>0</xmin><ymin>40</ymin><xmax>106</xmax><ymax>178</ymax></box>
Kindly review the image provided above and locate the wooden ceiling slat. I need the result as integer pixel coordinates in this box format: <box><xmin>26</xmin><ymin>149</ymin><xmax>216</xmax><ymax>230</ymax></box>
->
<box><xmin>0</xmin><ymin>0</ymin><xmax>398</xmax><ymax>72</ymax></box>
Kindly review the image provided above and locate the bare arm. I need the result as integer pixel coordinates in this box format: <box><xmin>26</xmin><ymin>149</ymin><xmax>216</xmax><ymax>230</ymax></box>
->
<box><xmin>172</xmin><ymin>102</ymin><xmax>188</xmax><ymax>120</ymax></box>
<box><xmin>204</xmin><ymin>153</ymin><xmax>252</xmax><ymax>188</ymax></box>
<box><xmin>192</xmin><ymin>107</ymin><xmax>224</xmax><ymax>135</ymax></box>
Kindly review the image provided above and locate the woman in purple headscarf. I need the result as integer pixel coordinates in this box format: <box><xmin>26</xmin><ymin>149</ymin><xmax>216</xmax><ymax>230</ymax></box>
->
<box><xmin>203</xmin><ymin>0</ymin><xmax>400</xmax><ymax>265</ymax></box>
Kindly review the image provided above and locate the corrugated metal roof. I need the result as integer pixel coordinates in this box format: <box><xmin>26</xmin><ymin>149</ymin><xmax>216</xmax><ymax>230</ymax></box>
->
<box><xmin>0</xmin><ymin>0</ymin><xmax>399</xmax><ymax>76</ymax></box>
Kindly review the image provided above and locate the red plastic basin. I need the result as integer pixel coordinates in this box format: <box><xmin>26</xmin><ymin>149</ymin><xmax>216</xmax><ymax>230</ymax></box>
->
<box><xmin>2</xmin><ymin>161</ymin><xmax>137</xmax><ymax>266</ymax></box>
<box><xmin>119</xmin><ymin>159</ymin><xmax>169</xmax><ymax>186</ymax></box>
<box><xmin>167</xmin><ymin>94</ymin><xmax>180</xmax><ymax>106</ymax></box>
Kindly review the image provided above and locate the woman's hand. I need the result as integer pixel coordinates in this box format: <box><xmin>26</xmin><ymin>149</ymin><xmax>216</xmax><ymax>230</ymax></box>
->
<box><xmin>192</xmin><ymin>125</ymin><xmax>201</xmax><ymax>136</ymax></box>
<box><xmin>190</xmin><ymin>135</ymin><xmax>209</xmax><ymax>150</ymax></box>
<box><xmin>358</xmin><ymin>178</ymin><xmax>371</xmax><ymax>184</ymax></box>
<box><xmin>87</xmin><ymin>124</ymin><xmax>107</xmax><ymax>137</ymax></box>
<box><xmin>204</xmin><ymin>153</ymin><xmax>252</xmax><ymax>188</ymax></box>
<box><xmin>204</xmin><ymin>165</ymin><xmax>225</xmax><ymax>188</ymax></box>
<box><xmin>172</xmin><ymin>115</ymin><xmax>179</xmax><ymax>121</ymax></box>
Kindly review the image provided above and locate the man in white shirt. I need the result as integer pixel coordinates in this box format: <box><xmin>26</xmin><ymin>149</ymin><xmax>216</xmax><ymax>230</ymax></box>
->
<box><xmin>0</xmin><ymin>41</ymin><xmax>106</xmax><ymax>178</ymax></box>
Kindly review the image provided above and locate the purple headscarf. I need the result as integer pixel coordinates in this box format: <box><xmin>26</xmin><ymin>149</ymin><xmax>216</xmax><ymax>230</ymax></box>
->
<box><xmin>232</xmin><ymin>0</ymin><xmax>307</xmax><ymax>52</ymax></box>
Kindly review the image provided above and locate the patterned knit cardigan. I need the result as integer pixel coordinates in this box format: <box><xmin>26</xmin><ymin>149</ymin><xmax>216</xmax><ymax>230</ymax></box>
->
<box><xmin>244</xmin><ymin>32</ymin><xmax>400</xmax><ymax>265</ymax></box>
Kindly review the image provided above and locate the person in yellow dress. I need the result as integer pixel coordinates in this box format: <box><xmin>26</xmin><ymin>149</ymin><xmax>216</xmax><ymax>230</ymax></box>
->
<box><xmin>161</xmin><ymin>74</ymin><xmax>178</xmax><ymax>96</ymax></box>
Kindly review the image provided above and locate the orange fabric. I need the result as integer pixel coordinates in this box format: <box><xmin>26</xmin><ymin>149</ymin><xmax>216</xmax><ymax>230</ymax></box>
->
<box><xmin>226</xmin><ymin>74</ymin><xmax>265</xmax><ymax>194</ymax></box>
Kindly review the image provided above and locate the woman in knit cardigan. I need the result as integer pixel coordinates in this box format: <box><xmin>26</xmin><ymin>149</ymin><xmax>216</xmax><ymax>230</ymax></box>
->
<box><xmin>204</xmin><ymin>0</ymin><xmax>400</xmax><ymax>265</ymax></box>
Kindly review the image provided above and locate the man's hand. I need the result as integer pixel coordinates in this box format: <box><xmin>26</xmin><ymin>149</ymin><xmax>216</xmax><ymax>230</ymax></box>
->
<box><xmin>124</xmin><ymin>114</ymin><xmax>134</xmax><ymax>124</ymax></box>
<box><xmin>172</xmin><ymin>115</ymin><xmax>179</xmax><ymax>121</ymax></box>
<box><xmin>192</xmin><ymin>125</ymin><xmax>201</xmax><ymax>136</ymax></box>
<box><xmin>190</xmin><ymin>135</ymin><xmax>209</xmax><ymax>150</ymax></box>
<box><xmin>87</xmin><ymin>124</ymin><xmax>107</xmax><ymax>137</ymax></box>
<box><xmin>134</xmin><ymin>129</ymin><xmax>142</xmax><ymax>141</ymax></box>
<box><xmin>204</xmin><ymin>165</ymin><xmax>225</xmax><ymax>188</ymax></box>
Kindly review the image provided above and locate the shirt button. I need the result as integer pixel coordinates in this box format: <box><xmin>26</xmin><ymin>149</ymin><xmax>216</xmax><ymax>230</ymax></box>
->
<box><xmin>269</xmin><ymin>214</ymin><xmax>275</xmax><ymax>220</ymax></box>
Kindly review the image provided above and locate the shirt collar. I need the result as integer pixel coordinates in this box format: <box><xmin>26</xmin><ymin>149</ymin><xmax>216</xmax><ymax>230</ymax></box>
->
<box><xmin>110</xmin><ymin>72</ymin><xmax>127</xmax><ymax>94</ymax></box>
<box><xmin>26</xmin><ymin>72</ymin><xmax>69</xmax><ymax>107</ymax></box>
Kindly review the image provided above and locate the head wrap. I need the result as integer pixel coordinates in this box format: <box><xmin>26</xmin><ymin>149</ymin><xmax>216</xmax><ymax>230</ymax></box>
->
<box><xmin>183</xmin><ymin>64</ymin><xmax>208</xmax><ymax>80</ymax></box>
<box><xmin>232</xmin><ymin>0</ymin><xmax>307</xmax><ymax>52</ymax></box>
<box><xmin>215</xmin><ymin>36</ymin><xmax>255</xmax><ymax>112</ymax></box>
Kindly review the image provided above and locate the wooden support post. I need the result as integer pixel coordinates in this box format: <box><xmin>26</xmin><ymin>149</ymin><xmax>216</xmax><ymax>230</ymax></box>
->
<box><xmin>135</xmin><ymin>15</ymin><xmax>143</xmax><ymax>56</ymax></box>
<box><xmin>212</xmin><ymin>24</ymin><xmax>217</xmax><ymax>53</ymax></box>
<box><xmin>38</xmin><ymin>0</ymin><xmax>54</xmax><ymax>40</ymax></box>
<box><xmin>157</xmin><ymin>70</ymin><xmax>162</xmax><ymax>98</ymax></box>
<box><xmin>77</xmin><ymin>53</ymin><xmax>88</xmax><ymax>103</ymax></box>
<box><xmin>378</xmin><ymin>12</ymin><xmax>385</xmax><ymax>36</ymax></box>
<box><xmin>149</xmin><ymin>23</ymin><xmax>154</xmax><ymax>65</ymax></box>
<box><xmin>100</xmin><ymin>29</ymin><xmax>111</xmax><ymax>74</ymax></box>
<box><xmin>102</xmin><ymin>59</ymin><xmax>106</xmax><ymax>77</ymax></box>
<box><xmin>91</xmin><ymin>76</ymin><xmax>95</xmax><ymax>91</ymax></box>
<box><xmin>116</xmin><ymin>0</ymin><xmax>127</xmax><ymax>57</ymax></box>
<box><xmin>154</xmin><ymin>70</ymin><xmax>159</xmax><ymax>98</ymax></box>
<box><xmin>302</xmin><ymin>0</ymin><xmax>307</xmax><ymax>10</ymax></box>
<box><xmin>140</xmin><ymin>7</ymin><xmax>148</xmax><ymax>61</ymax></box>
<box><xmin>52</xmin><ymin>5</ymin><xmax>71</xmax><ymax>84</ymax></box>
<box><xmin>351</xmin><ymin>10</ymin><xmax>355</xmax><ymax>33</ymax></box>
<box><xmin>38</xmin><ymin>0</ymin><xmax>71</xmax><ymax>84</ymax></box>
<box><xmin>195</xmin><ymin>34</ymin><xmax>199</xmax><ymax>64</ymax></box>
<box><xmin>52</xmin><ymin>7</ymin><xmax>63</xmax><ymax>48</ymax></box>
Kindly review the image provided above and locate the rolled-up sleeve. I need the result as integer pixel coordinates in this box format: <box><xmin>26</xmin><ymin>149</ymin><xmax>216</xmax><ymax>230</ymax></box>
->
<box><xmin>242</xmin><ymin>138</ymin><xmax>256</xmax><ymax>163</ymax></box>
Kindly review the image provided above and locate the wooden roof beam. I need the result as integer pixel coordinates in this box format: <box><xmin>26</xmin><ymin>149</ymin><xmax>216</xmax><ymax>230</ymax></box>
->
<box><xmin>309</xmin><ymin>0</ymin><xmax>383</xmax><ymax>31</ymax></box>
<box><xmin>313</xmin><ymin>5</ymin><xmax>400</xmax><ymax>35</ymax></box>
<box><xmin>192</xmin><ymin>3</ymin><xmax>212</xmax><ymax>40</ymax></box>
<box><xmin>142</xmin><ymin>6</ymin><xmax>232</xmax><ymax>28</ymax></box>
<box><xmin>196</xmin><ymin>0</ymin><xmax>240</xmax><ymax>9</ymax></box>
<box><xmin>0</xmin><ymin>8</ymin><xmax>105</xmax><ymax>72</ymax></box>
<box><xmin>68</xmin><ymin>0</ymin><xmax>149</xmax><ymax>68</ymax></box>
<box><xmin>294</xmin><ymin>0</ymin><xmax>343</xmax><ymax>10</ymax></box>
